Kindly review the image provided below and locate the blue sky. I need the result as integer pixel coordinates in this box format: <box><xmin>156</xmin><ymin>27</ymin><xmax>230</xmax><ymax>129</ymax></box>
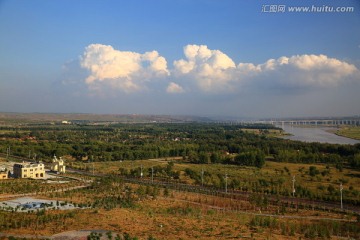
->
<box><xmin>0</xmin><ymin>0</ymin><xmax>359</xmax><ymax>118</ymax></box>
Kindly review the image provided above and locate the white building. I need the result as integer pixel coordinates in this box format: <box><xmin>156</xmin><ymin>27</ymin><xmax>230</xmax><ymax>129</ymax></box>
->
<box><xmin>51</xmin><ymin>155</ymin><xmax>66</xmax><ymax>174</ymax></box>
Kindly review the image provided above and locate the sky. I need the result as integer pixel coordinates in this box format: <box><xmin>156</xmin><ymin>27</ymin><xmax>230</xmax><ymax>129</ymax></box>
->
<box><xmin>0</xmin><ymin>0</ymin><xmax>359</xmax><ymax>119</ymax></box>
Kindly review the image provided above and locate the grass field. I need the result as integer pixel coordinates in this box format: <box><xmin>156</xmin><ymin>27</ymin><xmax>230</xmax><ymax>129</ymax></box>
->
<box><xmin>336</xmin><ymin>126</ymin><xmax>360</xmax><ymax>140</ymax></box>
<box><xmin>241</xmin><ymin>128</ymin><xmax>287</xmax><ymax>137</ymax></box>
<box><xmin>68</xmin><ymin>158</ymin><xmax>360</xmax><ymax>204</ymax></box>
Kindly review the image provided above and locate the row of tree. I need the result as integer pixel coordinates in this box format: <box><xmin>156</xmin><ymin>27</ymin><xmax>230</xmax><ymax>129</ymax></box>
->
<box><xmin>1</xmin><ymin>123</ymin><xmax>359</xmax><ymax>169</ymax></box>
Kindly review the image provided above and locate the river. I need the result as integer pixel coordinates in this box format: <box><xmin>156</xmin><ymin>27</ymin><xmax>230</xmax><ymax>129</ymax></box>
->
<box><xmin>278</xmin><ymin>125</ymin><xmax>360</xmax><ymax>145</ymax></box>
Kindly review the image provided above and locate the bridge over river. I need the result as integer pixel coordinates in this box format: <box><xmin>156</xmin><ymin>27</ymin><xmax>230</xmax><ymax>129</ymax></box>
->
<box><xmin>260</xmin><ymin>117</ymin><xmax>360</xmax><ymax>126</ymax></box>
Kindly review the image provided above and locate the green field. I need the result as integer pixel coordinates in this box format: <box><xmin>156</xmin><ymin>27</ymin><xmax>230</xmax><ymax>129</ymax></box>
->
<box><xmin>336</xmin><ymin>126</ymin><xmax>360</xmax><ymax>140</ymax></box>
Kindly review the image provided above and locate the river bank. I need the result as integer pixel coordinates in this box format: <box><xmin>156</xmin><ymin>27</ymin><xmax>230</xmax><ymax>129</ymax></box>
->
<box><xmin>278</xmin><ymin>125</ymin><xmax>360</xmax><ymax>145</ymax></box>
<box><xmin>334</xmin><ymin>126</ymin><xmax>360</xmax><ymax>141</ymax></box>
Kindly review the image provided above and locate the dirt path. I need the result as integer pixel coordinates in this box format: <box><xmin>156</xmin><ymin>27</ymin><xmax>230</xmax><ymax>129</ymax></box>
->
<box><xmin>0</xmin><ymin>184</ymin><xmax>90</xmax><ymax>199</ymax></box>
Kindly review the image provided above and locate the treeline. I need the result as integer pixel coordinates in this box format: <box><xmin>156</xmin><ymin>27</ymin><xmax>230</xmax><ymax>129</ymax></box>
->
<box><xmin>0</xmin><ymin>123</ymin><xmax>360</xmax><ymax>169</ymax></box>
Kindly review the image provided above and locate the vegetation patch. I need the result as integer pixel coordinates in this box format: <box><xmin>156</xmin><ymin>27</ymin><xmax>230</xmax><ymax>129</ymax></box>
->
<box><xmin>336</xmin><ymin>126</ymin><xmax>360</xmax><ymax>140</ymax></box>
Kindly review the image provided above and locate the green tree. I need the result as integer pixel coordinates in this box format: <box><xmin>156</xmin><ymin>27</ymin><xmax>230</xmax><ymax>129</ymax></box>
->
<box><xmin>198</xmin><ymin>152</ymin><xmax>210</xmax><ymax>164</ymax></box>
<box><xmin>309</xmin><ymin>166</ymin><xmax>319</xmax><ymax>177</ymax></box>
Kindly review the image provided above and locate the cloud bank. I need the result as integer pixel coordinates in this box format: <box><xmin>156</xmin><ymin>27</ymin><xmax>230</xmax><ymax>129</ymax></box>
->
<box><xmin>76</xmin><ymin>44</ymin><xmax>359</xmax><ymax>95</ymax></box>
<box><xmin>238</xmin><ymin>54</ymin><xmax>358</xmax><ymax>89</ymax></box>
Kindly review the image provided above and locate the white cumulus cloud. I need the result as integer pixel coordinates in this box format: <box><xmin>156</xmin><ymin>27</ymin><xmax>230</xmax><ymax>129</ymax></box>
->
<box><xmin>80</xmin><ymin>44</ymin><xmax>169</xmax><ymax>93</ymax></box>
<box><xmin>141</xmin><ymin>51</ymin><xmax>169</xmax><ymax>75</ymax></box>
<box><xmin>173</xmin><ymin>44</ymin><xmax>236</xmax><ymax>92</ymax></box>
<box><xmin>166</xmin><ymin>82</ymin><xmax>184</xmax><ymax>94</ymax></box>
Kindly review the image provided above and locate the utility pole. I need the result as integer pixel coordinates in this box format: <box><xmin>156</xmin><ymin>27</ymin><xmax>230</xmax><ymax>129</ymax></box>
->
<box><xmin>292</xmin><ymin>175</ymin><xmax>296</xmax><ymax>197</ymax></box>
<box><xmin>6</xmin><ymin>146</ymin><xmax>10</xmax><ymax>159</ymax></box>
<box><xmin>225</xmin><ymin>173</ymin><xmax>228</xmax><ymax>194</ymax></box>
<box><xmin>340</xmin><ymin>183</ymin><xmax>343</xmax><ymax>210</ymax></box>
<box><xmin>201</xmin><ymin>167</ymin><xmax>204</xmax><ymax>186</ymax></box>
<box><xmin>28</xmin><ymin>150</ymin><xmax>31</xmax><ymax>159</ymax></box>
<box><xmin>91</xmin><ymin>155</ymin><xmax>94</xmax><ymax>175</ymax></box>
<box><xmin>151</xmin><ymin>167</ymin><xmax>154</xmax><ymax>184</ymax></box>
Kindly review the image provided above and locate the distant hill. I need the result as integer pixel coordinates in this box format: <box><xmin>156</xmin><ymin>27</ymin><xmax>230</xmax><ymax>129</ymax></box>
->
<box><xmin>0</xmin><ymin>112</ymin><xmax>214</xmax><ymax>124</ymax></box>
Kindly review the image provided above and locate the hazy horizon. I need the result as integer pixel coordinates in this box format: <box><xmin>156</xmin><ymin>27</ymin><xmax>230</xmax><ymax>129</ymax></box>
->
<box><xmin>1</xmin><ymin>0</ymin><xmax>359</xmax><ymax>118</ymax></box>
<box><xmin>1</xmin><ymin>111</ymin><xmax>360</xmax><ymax>123</ymax></box>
